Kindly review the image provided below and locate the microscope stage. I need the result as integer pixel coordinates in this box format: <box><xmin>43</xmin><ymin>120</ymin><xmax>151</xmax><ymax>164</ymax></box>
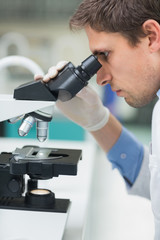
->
<box><xmin>0</xmin><ymin>145</ymin><xmax>82</xmax><ymax>179</ymax></box>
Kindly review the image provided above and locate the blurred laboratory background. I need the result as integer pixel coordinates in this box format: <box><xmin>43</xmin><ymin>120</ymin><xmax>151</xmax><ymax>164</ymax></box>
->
<box><xmin>0</xmin><ymin>1</ymin><xmax>156</xmax><ymax>239</ymax></box>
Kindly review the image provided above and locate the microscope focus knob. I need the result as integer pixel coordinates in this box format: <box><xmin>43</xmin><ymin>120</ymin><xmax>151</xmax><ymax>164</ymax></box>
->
<box><xmin>8</xmin><ymin>178</ymin><xmax>22</xmax><ymax>193</ymax></box>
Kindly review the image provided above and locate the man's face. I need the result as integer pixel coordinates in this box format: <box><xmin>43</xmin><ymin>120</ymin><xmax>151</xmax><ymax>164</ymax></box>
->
<box><xmin>85</xmin><ymin>26</ymin><xmax>160</xmax><ymax>108</ymax></box>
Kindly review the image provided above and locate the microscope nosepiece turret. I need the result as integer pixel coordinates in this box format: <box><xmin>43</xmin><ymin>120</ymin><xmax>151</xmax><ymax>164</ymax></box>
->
<box><xmin>18</xmin><ymin>116</ymin><xmax>50</xmax><ymax>142</ymax></box>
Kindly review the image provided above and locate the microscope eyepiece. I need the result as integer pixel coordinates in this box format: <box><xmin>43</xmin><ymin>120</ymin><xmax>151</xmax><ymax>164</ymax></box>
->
<box><xmin>80</xmin><ymin>55</ymin><xmax>102</xmax><ymax>78</ymax></box>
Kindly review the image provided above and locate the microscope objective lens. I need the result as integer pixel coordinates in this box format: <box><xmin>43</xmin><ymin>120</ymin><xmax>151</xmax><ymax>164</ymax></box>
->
<box><xmin>18</xmin><ymin>116</ymin><xmax>35</xmax><ymax>136</ymax></box>
<box><xmin>36</xmin><ymin>121</ymin><xmax>48</xmax><ymax>142</ymax></box>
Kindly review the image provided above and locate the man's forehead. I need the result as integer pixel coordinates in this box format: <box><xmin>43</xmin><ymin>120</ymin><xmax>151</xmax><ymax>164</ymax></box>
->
<box><xmin>85</xmin><ymin>27</ymin><xmax>108</xmax><ymax>51</ymax></box>
<box><xmin>87</xmin><ymin>34</ymin><xmax>111</xmax><ymax>54</ymax></box>
<box><xmin>85</xmin><ymin>26</ymin><xmax>129</xmax><ymax>53</ymax></box>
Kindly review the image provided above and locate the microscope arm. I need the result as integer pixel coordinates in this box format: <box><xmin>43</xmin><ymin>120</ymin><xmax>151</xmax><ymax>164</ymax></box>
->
<box><xmin>0</xmin><ymin>94</ymin><xmax>54</xmax><ymax>122</ymax></box>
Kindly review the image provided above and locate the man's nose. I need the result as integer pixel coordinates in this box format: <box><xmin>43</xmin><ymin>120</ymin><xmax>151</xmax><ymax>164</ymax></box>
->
<box><xmin>96</xmin><ymin>67</ymin><xmax>112</xmax><ymax>86</ymax></box>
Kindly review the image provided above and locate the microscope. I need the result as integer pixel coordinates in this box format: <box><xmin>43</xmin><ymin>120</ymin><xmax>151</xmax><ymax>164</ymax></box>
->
<box><xmin>0</xmin><ymin>55</ymin><xmax>101</xmax><ymax>240</ymax></box>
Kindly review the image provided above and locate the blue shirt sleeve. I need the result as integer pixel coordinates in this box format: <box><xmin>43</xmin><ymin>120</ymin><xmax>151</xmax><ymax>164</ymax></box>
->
<box><xmin>107</xmin><ymin>127</ymin><xmax>144</xmax><ymax>187</ymax></box>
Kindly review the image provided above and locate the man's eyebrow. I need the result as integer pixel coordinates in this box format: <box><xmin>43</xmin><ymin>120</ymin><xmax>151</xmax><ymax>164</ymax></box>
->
<box><xmin>93</xmin><ymin>51</ymin><xmax>108</xmax><ymax>56</ymax></box>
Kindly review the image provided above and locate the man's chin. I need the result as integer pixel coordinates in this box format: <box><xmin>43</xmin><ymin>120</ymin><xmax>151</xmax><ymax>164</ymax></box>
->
<box><xmin>124</xmin><ymin>97</ymin><xmax>148</xmax><ymax>108</ymax></box>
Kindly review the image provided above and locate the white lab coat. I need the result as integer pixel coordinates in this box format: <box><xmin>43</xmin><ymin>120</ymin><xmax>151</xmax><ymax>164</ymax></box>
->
<box><xmin>127</xmin><ymin>99</ymin><xmax>160</xmax><ymax>240</ymax></box>
<box><xmin>149</xmin><ymin>99</ymin><xmax>160</xmax><ymax>240</ymax></box>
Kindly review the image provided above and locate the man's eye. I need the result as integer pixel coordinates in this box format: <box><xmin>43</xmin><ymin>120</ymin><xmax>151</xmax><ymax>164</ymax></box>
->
<box><xmin>104</xmin><ymin>52</ymin><xmax>109</xmax><ymax>57</ymax></box>
<box><xmin>99</xmin><ymin>51</ymin><xmax>109</xmax><ymax>61</ymax></box>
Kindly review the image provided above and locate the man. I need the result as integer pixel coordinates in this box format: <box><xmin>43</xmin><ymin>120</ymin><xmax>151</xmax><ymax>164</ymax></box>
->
<box><xmin>35</xmin><ymin>0</ymin><xmax>160</xmax><ymax>239</ymax></box>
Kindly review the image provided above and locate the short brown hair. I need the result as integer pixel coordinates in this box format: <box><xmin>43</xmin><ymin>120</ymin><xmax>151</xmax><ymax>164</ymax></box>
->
<box><xmin>70</xmin><ymin>0</ymin><xmax>160</xmax><ymax>45</ymax></box>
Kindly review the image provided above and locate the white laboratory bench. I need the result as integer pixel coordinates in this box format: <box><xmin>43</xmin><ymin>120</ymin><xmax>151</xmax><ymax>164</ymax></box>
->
<box><xmin>0</xmin><ymin>137</ymin><xmax>155</xmax><ymax>240</ymax></box>
<box><xmin>0</xmin><ymin>137</ymin><xmax>97</xmax><ymax>240</ymax></box>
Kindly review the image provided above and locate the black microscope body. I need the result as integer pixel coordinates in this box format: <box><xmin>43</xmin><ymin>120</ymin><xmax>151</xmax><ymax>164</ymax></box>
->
<box><xmin>0</xmin><ymin>55</ymin><xmax>101</xmax><ymax>213</ymax></box>
<box><xmin>0</xmin><ymin>146</ymin><xmax>82</xmax><ymax>212</ymax></box>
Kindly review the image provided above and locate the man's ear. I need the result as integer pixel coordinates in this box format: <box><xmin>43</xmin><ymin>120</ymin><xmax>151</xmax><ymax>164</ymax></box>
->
<box><xmin>142</xmin><ymin>19</ymin><xmax>160</xmax><ymax>52</ymax></box>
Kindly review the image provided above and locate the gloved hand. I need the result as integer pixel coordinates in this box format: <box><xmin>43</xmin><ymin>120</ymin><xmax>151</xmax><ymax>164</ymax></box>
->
<box><xmin>34</xmin><ymin>61</ymin><xmax>110</xmax><ymax>132</ymax></box>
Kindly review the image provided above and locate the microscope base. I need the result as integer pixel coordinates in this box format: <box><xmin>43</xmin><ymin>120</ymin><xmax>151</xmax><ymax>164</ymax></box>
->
<box><xmin>0</xmin><ymin>196</ymin><xmax>70</xmax><ymax>212</ymax></box>
<box><xmin>0</xmin><ymin>201</ymin><xmax>71</xmax><ymax>240</ymax></box>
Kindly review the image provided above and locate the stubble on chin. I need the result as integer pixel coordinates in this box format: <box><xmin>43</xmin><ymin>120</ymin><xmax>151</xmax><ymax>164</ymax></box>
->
<box><xmin>124</xmin><ymin>93</ymin><xmax>157</xmax><ymax>108</ymax></box>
